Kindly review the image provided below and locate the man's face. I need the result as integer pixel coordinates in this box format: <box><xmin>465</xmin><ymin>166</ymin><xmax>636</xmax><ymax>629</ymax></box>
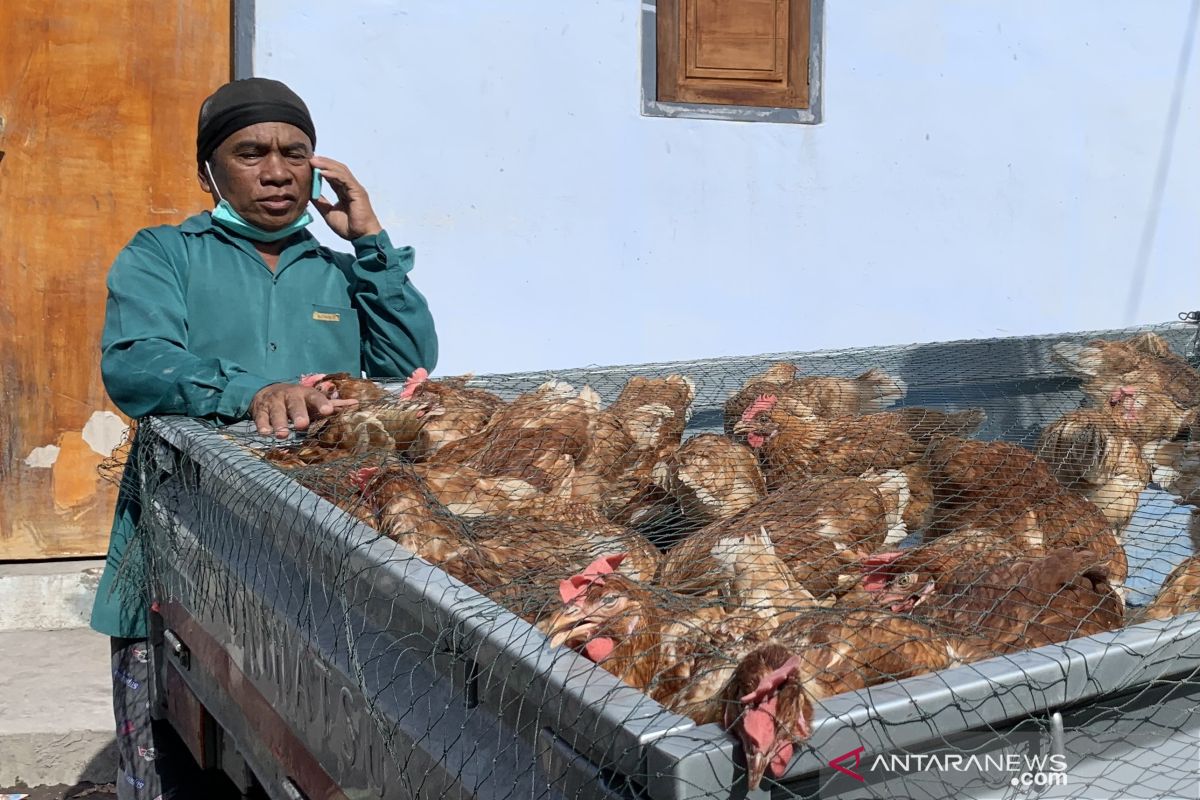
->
<box><xmin>198</xmin><ymin>122</ymin><xmax>314</xmax><ymax>232</ymax></box>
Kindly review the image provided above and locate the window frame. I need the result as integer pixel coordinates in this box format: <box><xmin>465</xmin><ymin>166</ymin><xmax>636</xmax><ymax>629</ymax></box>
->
<box><xmin>641</xmin><ymin>0</ymin><xmax>824</xmax><ymax>125</ymax></box>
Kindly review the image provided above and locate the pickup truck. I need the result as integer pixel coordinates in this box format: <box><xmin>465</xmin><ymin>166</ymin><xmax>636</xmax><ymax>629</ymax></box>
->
<box><xmin>135</xmin><ymin>321</ymin><xmax>1200</xmax><ymax>800</ymax></box>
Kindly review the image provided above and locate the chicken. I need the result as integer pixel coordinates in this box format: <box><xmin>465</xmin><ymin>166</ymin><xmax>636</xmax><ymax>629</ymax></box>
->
<box><xmin>1052</xmin><ymin>334</ymin><xmax>1200</xmax><ymax>444</ymax></box>
<box><xmin>448</xmin><ymin>521</ymin><xmax>660</xmax><ymax>619</ymax></box>
<box><xmin>407</xmin><ymin>461</ymin><xmax>543</xmax><ymax>518</ymax></box>
<box><xmin>306</xmin><ymin>399</ymin><xmax>433</xmax><ymax>455</ymax></box>
<box><xmin>540</xmin><ymin>561</ymin><xmax>730</xmax><ymax>703</ymax></box>
<box><xmin>431</xmin><ymin>380</ymin><xmax>601</xmax><ymax>493</ymax></box>
<box><xmin>731</xmin><ymin>395</ymin><xmax>980</xmax><ymax>533</ymax></box>
<box><xmin>281</xmin><ymin>460</ymin><xmax>384</xmax><ymax>525</ymax></box>
<box><xmin>663</xmin><ymin>434</ymin><xmax>767</xmax><ymax>528</ymax></box>
<box><xmin>1138</xmin><ymin>424</ymin><xmax>1200</xmax><ymax>551</ymax></box>
<box><xmin>564</xmin><ymin>406</ymin><xmax>639</xmax><ymax>511</ymax></box>
<box><xmin>856</xmin><ymin>546</ymin><xmax>1124</xmax><ymax>653</ymax></box>
<box><xmin>300</xmin><ymin>371</ymin><xmax>389</xmax><ymax>403</ymax></box>
<box><xmin>397</xmin><ymin>368</ymin><xmax>507</xmax><ymax>460</ymax></box>
<box><xmin>605</xmin><ymin>375</ymin><xmax>696</xmax><ymax>478</ymax></box>
<box><xmin>349</xmin><ymin>465</ymin><xmax>467</xmax><ymax>562</ymax></box>
<box><xmin>1035</xmin><ymin>408</ymin><xmax>1152</xmax><ymax>532</ymax></box>
<box><xmin>541</xmin><ymin>536</ymin><xmax>818</xmax><ymax>718</ymax></box>
<box><xmin>924</xmin><ymin>438</ymin><xmax>1128</xmax><ymax>586</ymax></box>
<box><xmin>709</xmin><ymin>526</ymin><xmax>820</xmax><ymax>629</ymax></box>
<box><xmin>719</xmin><ymin>610</ymin><xmax>979</xmax><ymax>789</ymax></box>
<box><xmin>356</xmin><ymin>463</ymin><xmax>658</xmax><ymax>568</ymax></box>
<box><xmin>262</xmin><ymin>374</ymin><xmax>435</xmax><ymax>467</ymax></box>
<box><xmin>1141</xmin><ymin>546</ymin><xmax>1200</xmax><ymax>621</ymax></box>
<box><xmin>837</xmin><ymin>528</ymin><xmax>1025</xmax><ymax>609</ymax></box>
<box><xmin>658</xmin><ymin>476</ymin><xmax>902</xmax><ymax>598</ymax></box>
<box><xmin>723</xmin><ymin>364</ymin><xmax>907</xmax><ymax>433</ymax></box>
<box><xmin>731</xmin><ymin>395</ymin><xmax>924</xmax><ymax>487</ymax></box>
<box><xmin>574</xmin><ymin>375</ymin><xmax>696</xmax><ymax>525</ymax></box>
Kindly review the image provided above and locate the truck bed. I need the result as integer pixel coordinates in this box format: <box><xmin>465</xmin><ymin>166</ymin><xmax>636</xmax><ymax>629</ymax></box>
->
<box><xmin>137</xmin><ymin>321</ymin><xmax>1200</xmax><ymax>800</ymax></box>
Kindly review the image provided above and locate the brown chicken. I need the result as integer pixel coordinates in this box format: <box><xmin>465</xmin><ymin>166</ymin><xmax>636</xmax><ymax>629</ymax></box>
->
<box><xmin>924</xmin><ymin>438</ymin><xmax>1128</xmax><ymax>586</ymax></box>
<box><xmin>661</xmin><ymin>528</ymin><xmax>826</xmax><ymax>724</ymax></box>
<box><xmin>352</xmin><ymin>465</ymin><xmax>661</xmax><ymax>615</ymax></box>
<box><xmin>659</xmin><ymin>476</ymin><xmax>904</xmax><ymax>598</ymax></box>
<box><xmin>350</xmin><ymin>465</ymin><xmax>467</xmax><ymax>562</ymax></box>
<box><xmin>541</xmin><ymin>534</ymin><xmax>820</xmax><ymax>718</ymax></box>
<box><xmin>540</xmin><ymin>562</ymin><xmax>731</xmax><ymax>703</ymax></box>
<box><xmin>1052</xmin><ymin>333</ymin><xmax>1200</xmax><ymax>444</ymax></box>
<box><xmin>837</xmin><ymin>528</ymin><xmax>1025</xmax><ymax>609</ymax></box>
<box><xmin>431</xmin><ymin>380</ymin><xmax>601</xmax><ymax>493</ymax></box>
<box><xmin>397</xmin><ymin>368</ymin><xmax>507</xmax><ymax>460</ymax></box>
<box><xmin>263</xmin><ymin>373</ymin><xmax>435</xmax><ymax>467</ymax></box>
<box><xmin>856</xmin><ymin>546</ymin><xmax>1124</xmax><ymax>653</ymax></box>
<box><xmin>570</xmin><ymin>375</ymin><xmax>697</xmax><ymax>526</ymax></box>
<box><xmin>1035</xmin><ymin>407</ymin><xmax>1152</xmax><ymax>532</ymax></box>
<box><xmin>300</xmin><ymin>371</ymin><xmax>389</xmax><ymax>402</ymax></box>
<box><xmin>732</xmin><ymin>395</ymin><xmax>922</xmax><ymax>483</ymax></box>
<box><xmin>663</xmin><ymin>434</ymin><xmax>767</xmax><ymax>528</ymax></box>
<box><xmin>356</xmin><ymin>464</ymin><xmax>658</xmax><ymax>570</ymax></box>
<box><xmin>1139</xmin><ymin>419</ymin><xmax>1200</xmax><ymax>550</ymax></box>
<box><xmin>448</xmin><ymin>523</ymin><xmax>659</xmax><ymax>619</ymax></box>
<box><xmin>731</xmin><ymin>395</ymin><xmax>980</xmax><ymax>531</ymax></box>
<box><xmin>605</xmin><ymin>375</ymin><xmax>696</xmax><ymax>478</ymax></box>
<box><xmin>709</xmin><ymin>526</ymin><xmax>821</xmax><ymax>627</ymax></box>
<box><xmin>719</xmin><ymin>610</ymin><xmax>980</xmax><ymax>789</ymax></box>
<box><xmin>1141</xmin><ymin>547</ymin><xmax>1200</xmax><ymax>621</ymax></box>
<box><xmin>723</xmin><ymin>363</ymin><xmax>907</xmax><ymax>432</ymax></box>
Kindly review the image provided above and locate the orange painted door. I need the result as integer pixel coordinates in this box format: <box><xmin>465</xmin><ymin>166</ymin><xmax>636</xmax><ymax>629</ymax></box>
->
<box><xmin>0</xmin><ymin>1</ymin><xmax>231</xmax><ymax>559</ymax></box>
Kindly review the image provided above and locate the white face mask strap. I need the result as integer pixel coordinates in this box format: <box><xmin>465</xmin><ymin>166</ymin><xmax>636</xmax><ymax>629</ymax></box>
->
<box><xmin>204</xmin><ymin>162</ymin><xmax>225</xmax><ymax>203</ymax></box>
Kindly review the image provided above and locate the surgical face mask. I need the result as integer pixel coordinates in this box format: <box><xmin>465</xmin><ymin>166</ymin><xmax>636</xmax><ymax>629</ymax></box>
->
<box><xmin>204</xmin><ymin>161</ymin><xmax>314</xmax><ymax>243</ymax></box>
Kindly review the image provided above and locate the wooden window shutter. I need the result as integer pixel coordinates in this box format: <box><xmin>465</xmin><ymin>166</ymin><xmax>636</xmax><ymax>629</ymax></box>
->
<box><xmin>658</xmin><ymin>0</ymin><xmax>811</xmax><ymax>109</ymax></box>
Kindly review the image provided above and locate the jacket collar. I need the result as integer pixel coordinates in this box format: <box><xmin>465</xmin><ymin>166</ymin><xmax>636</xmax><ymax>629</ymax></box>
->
<box><xmin>180</xmin><ymin>211</ymin><xmax>325</xmax><ymax>265</ymax></box>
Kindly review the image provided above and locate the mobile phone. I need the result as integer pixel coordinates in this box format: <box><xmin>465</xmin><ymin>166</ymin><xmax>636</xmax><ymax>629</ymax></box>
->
<box><xmin>311</xmin><ymin>167</ymin><xmax>323</xmax><ymax>201</ymax></box>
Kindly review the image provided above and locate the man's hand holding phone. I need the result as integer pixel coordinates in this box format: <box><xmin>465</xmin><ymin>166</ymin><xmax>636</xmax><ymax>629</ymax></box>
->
<box><xmin>309</xmin><ymin>156</ymin><xmax>383</xmax><ymax>241</ymax></box>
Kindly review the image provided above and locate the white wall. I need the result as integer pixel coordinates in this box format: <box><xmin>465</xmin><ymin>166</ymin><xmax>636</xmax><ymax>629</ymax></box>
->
<box><xmin>257</xmin><ymin>1</ymin><xmax>1200</xmax><ymax>376</ymax></box>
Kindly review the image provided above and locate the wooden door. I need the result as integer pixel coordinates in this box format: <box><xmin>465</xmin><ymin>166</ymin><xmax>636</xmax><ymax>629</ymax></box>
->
<box><xmin>0</xmin><ymin>1</ymin><xmax>230</xmax><ymax>559</ymax></box>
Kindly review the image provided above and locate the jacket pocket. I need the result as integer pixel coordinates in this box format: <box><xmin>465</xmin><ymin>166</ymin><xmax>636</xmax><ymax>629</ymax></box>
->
<box><xmin>306</xmin><ymin>303</ymin><xmax>362</xmax><ymax>369</ymax></box>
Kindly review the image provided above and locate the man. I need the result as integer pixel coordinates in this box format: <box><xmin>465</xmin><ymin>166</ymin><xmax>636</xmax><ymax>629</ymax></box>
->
<box><xmin>90</xmin><ymin>78</ymin><xmax>437</xmax><ymax>798</ymax></box>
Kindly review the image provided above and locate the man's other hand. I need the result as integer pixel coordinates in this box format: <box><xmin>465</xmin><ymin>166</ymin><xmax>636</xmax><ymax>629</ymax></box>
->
<box><xmin>309</xmin><ymin>155</ymin><xmax>384</xmax><ymax>241</ymax></box>
<box><xmin>250</xmin><ymin>382</ymin><xmax>359</xmax><ymax>439</ymax></box>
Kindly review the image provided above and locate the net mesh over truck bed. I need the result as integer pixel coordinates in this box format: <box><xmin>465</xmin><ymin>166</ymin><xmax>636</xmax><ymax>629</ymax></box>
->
<box><xmin>123</xmin><ymin>320</ymin><xmax>1200</xmax><ymax>799</ymax></box>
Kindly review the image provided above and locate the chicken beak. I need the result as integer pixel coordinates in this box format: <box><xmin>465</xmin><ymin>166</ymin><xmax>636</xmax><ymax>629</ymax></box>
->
<box><xmin>745</xmin><ymin>750</ymin><xmax>770</xmax><ymax>791</ymax></box>
<box><xmin>876</xmin><ymin>591</ymin><xmax>910</xmax><ymax>609</ymax></box>
<box><xmin>541</xmin><ymin>611</ymin><xmax>595</xmax><ymax>650</ymax></box>
<box><xmin>547</xmin><ymin>627</ymin><xmax>575</xmax><ymax>649</ymax></box>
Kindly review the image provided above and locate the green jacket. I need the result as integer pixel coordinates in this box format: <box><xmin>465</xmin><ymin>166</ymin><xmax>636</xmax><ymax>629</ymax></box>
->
<box><xmin>90</xmin><ymin>212</ymin><xmax>437</xmax><ymax>637</ymax></box>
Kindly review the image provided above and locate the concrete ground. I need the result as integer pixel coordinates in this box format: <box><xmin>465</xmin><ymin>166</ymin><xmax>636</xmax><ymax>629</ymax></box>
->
<box><xmin>0</xmin><ymin>628</ymin><xmax>117</xmax><ymax>788</ymax></box>
<box><xmin>0</xmin><ymin>561</ymin><xmax>116</xmax><ymax>790</ymax></box>
<box><xmin>0</xmin><ymin>560</ymin><xmax>245</xmax><ymax>799</ymax></box>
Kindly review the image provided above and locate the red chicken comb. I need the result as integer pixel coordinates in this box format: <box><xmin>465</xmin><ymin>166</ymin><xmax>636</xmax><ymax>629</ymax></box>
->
<box><xmin>350</xmin><ymin>466</ymin><xmax>380</xmax><ymax>492</ymax></box>
<box><xmin>299</xmin><ymin>373</ymin><xmax>328</xmax><ymax>388</ymax></box>
<box><xmin>557</xmin><ymin>553</ymin><xmax>627</xmax><ymax>603</ymax></box>
<box><xmin>400</xmin><ymin>367</ymin><xmax>430</xmax><ymax>399</ymax></box>
<box><xmin>740</xmin><ymin>394</ymin><xmax>779</xmax><ymax>424</ymax></box>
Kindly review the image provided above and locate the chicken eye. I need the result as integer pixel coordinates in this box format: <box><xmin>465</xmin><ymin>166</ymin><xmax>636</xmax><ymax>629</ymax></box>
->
<box><xmin>896</xmin><ymin>573</ymin><xmax>918</xmax><ymax>588</ymax></box>
<box><xmin>600</xmin><ymin>596</ymin><xmax>619</xmax><ymax>607</ymax></box>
